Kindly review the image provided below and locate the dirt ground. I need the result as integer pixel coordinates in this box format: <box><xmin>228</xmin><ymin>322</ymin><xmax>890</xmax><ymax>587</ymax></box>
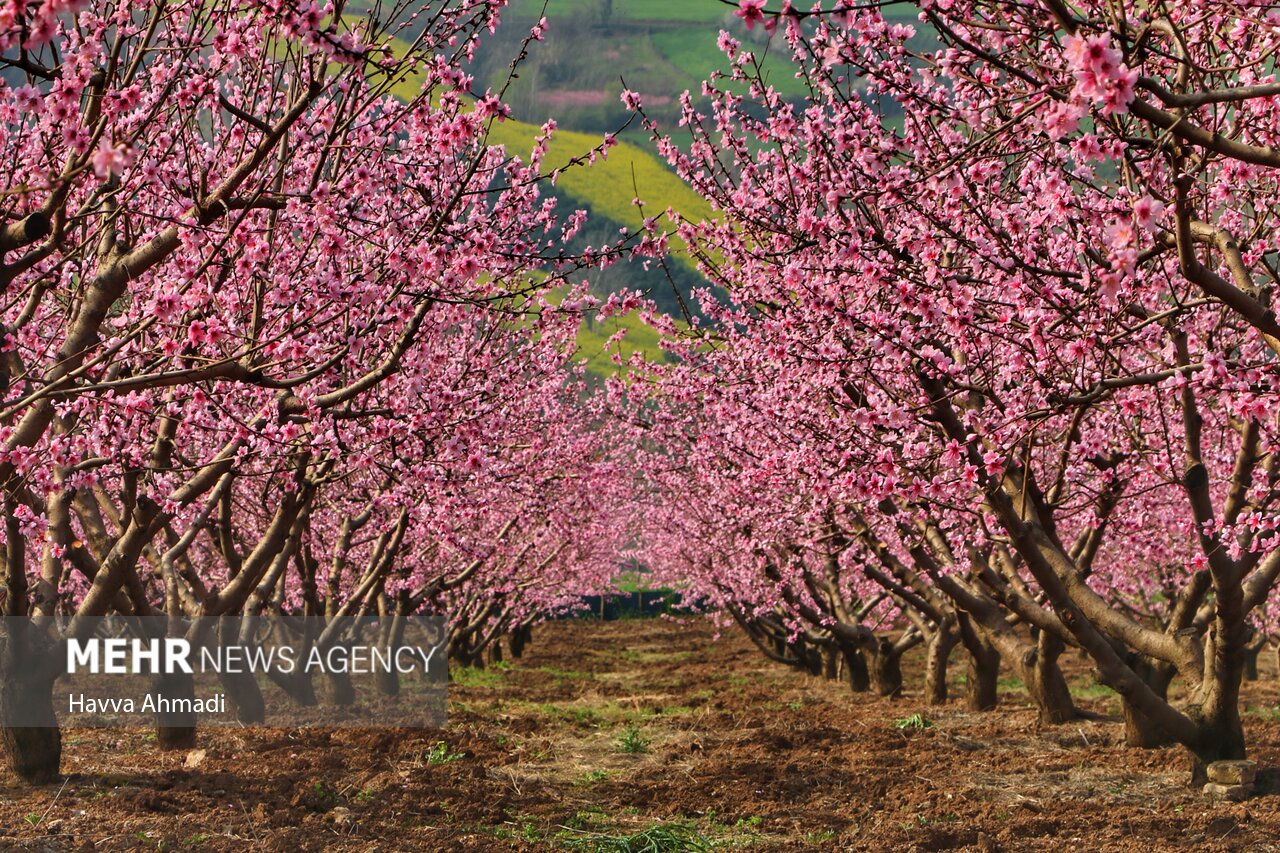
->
<box><xmin>2</xmin><ymin>617</ymin><xmax>1280</xmax><ymax>851</ymax></box>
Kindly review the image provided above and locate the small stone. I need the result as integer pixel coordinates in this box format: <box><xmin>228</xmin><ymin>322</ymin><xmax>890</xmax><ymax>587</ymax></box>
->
<box><xmin>1203</xmin><ymin>783</ymin><xmax>1250</xmax><ymax>801</ymax></box>
<box><xmin>1207</xmin><ymin>760</ymin><xmax>1256</xmax><ymax>786</ymax></box>
<box><xmin>183</xmin><ymin>748</ymin><xmax>207</xmax><ymax>769</ymax></box>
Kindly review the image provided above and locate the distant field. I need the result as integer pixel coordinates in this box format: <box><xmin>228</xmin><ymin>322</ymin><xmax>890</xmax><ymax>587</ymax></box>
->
<box><xmin>507</xmin><ymin>0</ymin><xmax>923</xmax><ymax>25</ymax></box>
<box><xmin>649</xmin><ymin>26</ymin><xmax>809</xmax><ymax>97</ymax></box>
<box><xmin>506</xmin><ymin>0</ymin><xmax>925</xmax><ymax>24</ymax></box>
<box><xmin>500</xmin><ymin>0</ymin><xmax>811</xmax><ymax>102</ymax></box>
<box><xmin>507</xmin><ymin>0</ymin><xmax>741</xmax><ymax>24</ymax></box>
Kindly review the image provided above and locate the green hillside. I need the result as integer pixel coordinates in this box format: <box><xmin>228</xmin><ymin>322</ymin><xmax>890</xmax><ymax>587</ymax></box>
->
<box><xmin>575</xmin><ymin>307</ymin><xmax>671</xmax><ymax>377</ymax></box>
<box><xmin>383</xmin><ymin>40</ymin><xmax>707</xmax><ymax>374</ymax></box>
<box><xmin>485</xmin><ymin>121</ymin><xmax>714</xmax><ymax>254</ymax></box>
<box><xmin>385</xmin><ymin>55</ymin><xmax>712</xmax><ymax>237</ymax></box>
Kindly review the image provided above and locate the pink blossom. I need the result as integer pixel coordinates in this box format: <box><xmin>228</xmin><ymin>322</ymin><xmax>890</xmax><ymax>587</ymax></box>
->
<box><xmin>736</xmin><ymin>0</ymin><xmax>767</xmax><ymax>31</ymax></box>
<box><xmin>1133</xmin><ymin>196</ymin><xmax>1165</xmax><ymax>231</ymax></box>
<box><xmin>91</xmin><ymin>139</ymin><xmax>129</xmax><ymax>180</ymax></box>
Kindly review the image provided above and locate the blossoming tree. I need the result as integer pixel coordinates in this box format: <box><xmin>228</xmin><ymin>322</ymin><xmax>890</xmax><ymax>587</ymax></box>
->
<box><xmin>0</xmin><ymin>0</ymin><xmax>626</xmax><ymax>783</ymax></box>
<box><xmin>633</xmin><ymin>0</ymin><xmax>1280</xmax><ymax>779</ymax></box>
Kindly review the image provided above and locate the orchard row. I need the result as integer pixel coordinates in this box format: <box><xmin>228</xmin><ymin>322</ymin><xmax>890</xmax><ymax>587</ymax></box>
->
<box><xmin>0</xmin><ymin>0</ymin><xmax>634</xmax><ymax>783</ymax></box>
<box><xmin>625</xmin><ymin>0</ymin><xmax>1280</xmax><ymax>786</ymax></box>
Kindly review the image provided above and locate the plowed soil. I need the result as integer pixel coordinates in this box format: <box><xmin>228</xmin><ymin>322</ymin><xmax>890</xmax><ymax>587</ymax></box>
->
<box><xmin>2</xmin><ymin>617</ymin><xmax>1280</xmax><ymax>851</ymax></box>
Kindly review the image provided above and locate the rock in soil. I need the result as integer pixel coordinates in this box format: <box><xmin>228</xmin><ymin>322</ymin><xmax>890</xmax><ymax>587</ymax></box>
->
<box><xmin>1203</xmin><ymin>782</ymin><xmax>1250</xmax><ymax>801</ymax></box>
<box><xmin>1206</xmin><ymin>760</ymin><xmax>1256</xmax><ymax>786</ymax></box>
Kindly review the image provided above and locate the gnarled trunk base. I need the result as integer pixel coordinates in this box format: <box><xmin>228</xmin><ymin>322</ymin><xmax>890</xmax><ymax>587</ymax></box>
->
<box><xmin>1121</xmin><ymin>661</ymin><xmax>1174</xmax><ymax>749</ymax></box>
<box><xmin>218</xmin><ymin>666</ymin><xmax>266</xmax><ymax>724</ymax></box>
<box><xmin>868</xmin><ymin>638</ymin><xmax>903</xmax><ymax>698</ymax></box>
<box><xmin>153</xmin><ymin>670</ymin><xmax>198</xmax><ymax>750</ymax></box>
<box><xmin>924</xmin><ymin>628</ymin><xmax>957</xmax><ymax>706</ymax></box>
<box><xmin>1</xmin><ymin>631</ymin><xmax>61</xmax><ymax>783</ymax></box>
<box><xmin>840</xmin><ymin>642</ymin><xmax>870</xmax><ymax>693</ymax></box>
<box><xmin>1187</xmin><ymin>716</ymin><xmax>1247</xmax><ymax>787</ymax></box>
<box><xmin>958</xmin><ymin>618</ymin><xmax>999</xmax><ymax>712</ymax></box>
<box><xmin>327</xmin><ymin>669</ymin><xmax>355</xmax><ymax>706</ymax></box>
<box><xmin>1023</xmin><ymin>632</ymin><xmax>1075</xmax><ymax>725</ymax></box>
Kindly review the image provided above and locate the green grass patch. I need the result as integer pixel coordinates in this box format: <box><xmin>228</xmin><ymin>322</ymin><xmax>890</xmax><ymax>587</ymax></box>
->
<box><xmin>481</xmin><ymin>115</ymin><xmax>715</xmax><ymax>264</ymax></box>
<box><xmin>893</xmin><ymin>713</ymin><xmax>933</xmax><ymax>731</ymax></box>
<box><xmin>423</xmin><ymin>741</ymin><xmax>466</xmax><ymax>765</ymax></box>
<box><xmin>574</xmin><ymin>308</ymin><xmax>669</xmax><ymax>376</ymax></box>
<box><xmin>561</xmin><ymin>822</ymin><xmax>715</xmax><ymax>852</ymax></box>
<box><xmin>615</xmin><ymin>725</ymin><xmax>651</xmax><ymax>754</ymax></box>
<box><xmin>1071</xmin><ymin>681</ymin><xmax>1119</xmax><ymax>701</ymax></box>
<box><xmin>575</xmin><ymin>769</ymin><xmax>613</xmax><ymax>786</ymax></box>
<box><xmin>451</xmin><ymin>666</ymin><xmax>505</xmax><ymax>688</ymax></box>
<box><xmin>538</xmin><ymin>665</ymin><xmax>594</xmax><ymax>681</ymax></box>
<box><xmin>380</xmin><ymin>37</ymin><xmax>707</xmax><ymax>377</ymax></box>
<box><xmin>524</xmin><ymin>702</ymin><xmax>604</xmax><ymax>727</ymax></box>
<box><xmin>612</xmin><ymin>571</ymin><xmax>657</xmax><ymax>593</ymax></box>
<box><xmin>618</xmin><ymin>648</ymin><xmax>694</xmax><ymax>664</ymax></box>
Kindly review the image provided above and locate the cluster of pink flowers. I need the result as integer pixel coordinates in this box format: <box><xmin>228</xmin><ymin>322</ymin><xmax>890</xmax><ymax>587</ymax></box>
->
<box><xmin>1064</xmin><ymin>33</ymin><xmax>1139</xmax><ymax>115</ymax></box>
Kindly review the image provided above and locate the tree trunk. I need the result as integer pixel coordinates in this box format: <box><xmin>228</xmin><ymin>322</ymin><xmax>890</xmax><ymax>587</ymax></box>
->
<box><xmin>263</xmin><ymin>621</ymin><xmax>318</xmax><ymax>706</ymax></box>
<box><xmin>1022</xmin><ymin>631</ymin><xmax>1075</xmax><ymax>725</ymax></box>
<box><xmin>1121</xmin><ymin>660</ymin><xmax>1175</xmax><ymax>749</ymax></box>
<box><xmin>509</xmin><ymin>625</ymin><xmax>531</xmax><ymax>659</ymax></box>
<box><xmin>451</xmin><ymin>638</ymin><xmax>485</xmax><ymax>670</ymax></box>
<box><xmin>1244</xmin><ymin>647</ymin><xmax>1259</xmax><ymax>680</ymax></box>
<box><xmin>868</xmin><ymin>637</ymin><xmax>903</xmax><ymax>698</ymax></box>
<box><xmin>375</xmin><ymin>606</ymin><xmax>410</xmax><ymax>698</ymax></box>
<box><xmin>958</xmin><ymin>617</ymin><xmax>999</xmax><ymax>711</ymax></box>
<box><xmin>216</xmin><ymin>616</ymin><xmax>266</xmax><ymax>723</ymax></box>
<box><xmin>217</xmin><ymin>666</ymin><xmax>266</xmax><ymax>724</ymax></box>
<box><xmin>823</xmin><ymin>644</ymin><xmax>839</xmax><ymax>680</ymax></box>
<box><xmin>140</xmin><ymin>613</ymin><xmax>198</xmax><ymax>749</ymax></box>
<box><xmin>1243</xmin><ymin>634</ymin><xmax>1265</xmax><ymax>681</ymax></box>
<box><xmin>153</xmin><ymin>669</ymin><xmax>197</xmax><ymax>749</ymax></box>
<box><xmin>783</xmin><ymin>635</ymin><xmax>821</xmax><ymax>676</ymax></box>
<box><xmin>840</xmin><ymin>642</ymin><xmax>870</xmax><ymax>693</ymax></box>
<box><xmin>1186</xmin><ymin>620</ymin><xmax>1248</xmax><ymax>785</ymax></box>
<box><xmin>373</xmin><ymin>666</ymin><xmax>399</xmax><ymax>698</ymax></box>
<box><xmin>326</xmin><ymin>668</ymin><xmax>355</xmax><ymax>706</ymax></box>
<box><xmin>266</xmin><ymin>664</ymin><xmax>317</xmax><ymax>707</ymax></box>
<box><xmin>1187</xmin><ymin>707</ymin><xmax>1247</xmax><ymax>785</ymax></box>
<box><xmin>923</xmin><ymin>627</ymin><xmax>958</xmax><ymax>706</ymax></box>
<box><xmin>802</xmin><ymin>640</ymin><xmax>823</xmax><ymax>676</ymax></box>
<box><xmin>0</xmin><ymin>628</ymin><xmax>60</xmax><ymax>783</ymax></box>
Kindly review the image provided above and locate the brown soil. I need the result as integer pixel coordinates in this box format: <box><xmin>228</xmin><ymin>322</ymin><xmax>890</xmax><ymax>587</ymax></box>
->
<box><xmin>2</xmin><ymin>618</ymin><xmax>1280</xmax><ymax>851</ymax></box>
